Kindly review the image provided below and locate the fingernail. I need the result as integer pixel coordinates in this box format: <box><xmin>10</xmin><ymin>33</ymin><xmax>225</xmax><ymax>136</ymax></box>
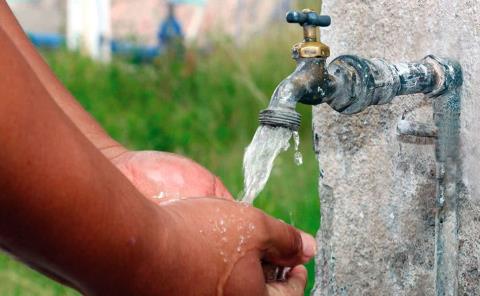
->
<box><xmin>300</xmin><ymin>232</ymin><xmax>316</xmax><ymax>259</ymax></box>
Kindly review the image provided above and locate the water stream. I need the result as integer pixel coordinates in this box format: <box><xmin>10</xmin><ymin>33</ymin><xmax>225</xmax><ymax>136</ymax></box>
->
<box><xmin>240</xmin><ymin>125</ymin><xmax>302</xmax><ymax>281</ymax></box>
<box><xmin>241</xmin><ymin>125</ymin><xmax>302</xmax><ymax>204</ymax></box>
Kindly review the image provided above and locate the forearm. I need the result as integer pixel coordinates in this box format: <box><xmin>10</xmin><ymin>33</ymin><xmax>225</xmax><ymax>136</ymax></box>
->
<box><xmin>0</xmin><ymin>1</ymin><xmax>126</xmax><ymax>159</ymax></box>
<box><xmin>0</xmin><ymin>24</ymin><xmax>165</xmax><ymax>294</ymax></box>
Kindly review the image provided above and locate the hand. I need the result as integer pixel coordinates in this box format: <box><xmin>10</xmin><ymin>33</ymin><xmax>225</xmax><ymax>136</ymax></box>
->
<box><xmin>134</xmin><ymin>198</ymin><xmax>316</xmax><ymax>296</ymax></box>
<box><xmin>107</xmin><ymin>149</ymin><xmax>233</xmax><ymax>201</ymax></box>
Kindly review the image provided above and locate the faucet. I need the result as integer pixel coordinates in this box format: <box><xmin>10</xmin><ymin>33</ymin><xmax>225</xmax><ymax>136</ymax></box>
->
<box><xmin>259</xmin><ymin>11</ymin><xmax>464</xmax><ymax>292</ymax></box>
<box><xmin>259</xmin><ymin>9</ymin><xmax>463</xmax><ymax>132</ymax></box>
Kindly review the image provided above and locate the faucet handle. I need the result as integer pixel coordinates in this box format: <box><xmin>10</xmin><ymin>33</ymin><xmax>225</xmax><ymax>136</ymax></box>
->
<box><xmin>286</xmin><ymin>9</ymin><xmax>331</xmax><ymax>27</ymax></box>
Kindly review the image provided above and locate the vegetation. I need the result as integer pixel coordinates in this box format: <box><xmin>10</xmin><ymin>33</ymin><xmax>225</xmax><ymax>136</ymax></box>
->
<box><xmin>0</xmin><ymin>3</ymin><xmax>323</xmax><ymax>294</ymax></box>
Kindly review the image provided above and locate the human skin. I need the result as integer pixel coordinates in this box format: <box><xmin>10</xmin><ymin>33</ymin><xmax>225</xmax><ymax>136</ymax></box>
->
<box><xmin>0</xmin><ymin>0</ymin><xmax>231</xmax><ymax>201</ymax></box>
<box><xmin>0</xmin><ymin>1</ymin><xmax>316</xmax><ymax>295</ymax></box>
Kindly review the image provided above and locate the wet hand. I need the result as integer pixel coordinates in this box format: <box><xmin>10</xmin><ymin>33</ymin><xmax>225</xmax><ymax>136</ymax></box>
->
<box><xmin>110</xmin><ymin>150</ymin><xmax>233</xmax><ymax>201</ymax></box>
<box><xmin>146</xmin><ymin>198</ymin><xmax>315</xmax><ymax>296</ymax></box>
<box><xmin>265</xmin><ymin>265</ymin><xmax>309</xmax><ymax>296</ymax></box>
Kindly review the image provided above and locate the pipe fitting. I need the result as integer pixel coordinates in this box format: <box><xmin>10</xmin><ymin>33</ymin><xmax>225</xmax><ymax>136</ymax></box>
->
<box><xmin>325</xmin><ymin>55</ymin><xmax>441</xmax><ymax>114</ymax></box>
<box><xmin>259</xmin><ymin>108</ymin><xmax>301</xmax><ymax>131</ymax></box>
<box><xmin>423</xmin><ymin>55</ymin><xmax>463</xmax><ymax>97</ymax></box>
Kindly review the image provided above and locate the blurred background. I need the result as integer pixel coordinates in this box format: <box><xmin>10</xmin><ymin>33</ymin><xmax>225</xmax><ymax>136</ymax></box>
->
<box><xmin>1</xmin><ymin>0</ymin><xmax>322</xmax><ymax>295</ymax></box>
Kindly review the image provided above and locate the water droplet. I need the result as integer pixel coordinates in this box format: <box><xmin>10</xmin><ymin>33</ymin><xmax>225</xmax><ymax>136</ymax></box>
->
<box><xmin>293</xmin><ymin>131</ymin><xmax>300</xmax><ymax>149</ymax></box>
<box><xmin>294</xmin><ymin>151</ymin><xmax>303</xmax><ymax>166</ymax></box>
<box><xmin>292</xmin><ymin>131</ymin><xmax>303</xmax><ymax>166</ymax></box>
<box><xmin>289</xmin><ymin>211</ymin><xmax>295</xmax><ymax>226</ymax></box>
<box><xmin>153</xmin><ymin>192</ymin><xmax>166</xmax><ymax>200</ymax></box>
<box><xmin>240</xmin><ymin>202</ymin><xmax>251</xmax><ymax>208</ymax></box>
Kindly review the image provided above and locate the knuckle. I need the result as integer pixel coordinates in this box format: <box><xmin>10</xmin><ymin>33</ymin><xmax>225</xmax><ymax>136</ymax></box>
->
<box><xmin>285</xmin><ymin>227</ymin><xmax>303</xmax><ymax>257</ymax></box>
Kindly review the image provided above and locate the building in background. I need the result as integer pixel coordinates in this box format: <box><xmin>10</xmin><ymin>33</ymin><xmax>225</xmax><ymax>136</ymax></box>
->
<box><xmin>111</xmin><ymin>0</ymin><xmax>293</xmax><ymax>45</ymax></box>
<box><xmin>7</xmin><ymin>0</ymin><xmax>111</xmax><ymax>61</ymax></box>
<box><xmin>7</xmin><ymin>0</ymin><xmax>294</xmax><ymax>59</ymax></box>
<box><xmin>7</xmin><ymin>0</ymin><xmax>65</xmax><ymax>34</ymax></box>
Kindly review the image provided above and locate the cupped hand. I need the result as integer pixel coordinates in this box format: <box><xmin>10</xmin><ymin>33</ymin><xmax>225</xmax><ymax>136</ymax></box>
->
<box><xmin>135</xmin><ymin>198</ymin><xmax>316</xmax><ymax>296</ymax></box>
<box><xmin>108</xmin><ymin>150</ymin><xmax>233</xmax><ymax>201</ymax></box>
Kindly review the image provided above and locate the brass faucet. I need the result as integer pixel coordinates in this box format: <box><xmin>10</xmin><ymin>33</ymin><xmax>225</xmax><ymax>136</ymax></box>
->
<box><xmin>288</xmin><ymin>9</ymin><xmax>330</xmax><ymax>59</ymax></box>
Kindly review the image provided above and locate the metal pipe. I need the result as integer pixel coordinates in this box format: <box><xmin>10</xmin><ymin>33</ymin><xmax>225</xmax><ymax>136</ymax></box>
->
<box><xmin>397</xmin><ymin>119</ymin><xmax>438</xmax><ymax>138</ymax></box>
<box><xmin>394</xmin><ymin>62</ymin><xmax>436</xmax><ymax>95</ymax></box>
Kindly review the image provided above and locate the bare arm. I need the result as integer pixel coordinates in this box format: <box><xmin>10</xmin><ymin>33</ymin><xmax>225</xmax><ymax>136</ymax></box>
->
<box><xmin>0</xmin><ymin>21</ymin><xmax>167</xmax><ymax>294</ymax></box>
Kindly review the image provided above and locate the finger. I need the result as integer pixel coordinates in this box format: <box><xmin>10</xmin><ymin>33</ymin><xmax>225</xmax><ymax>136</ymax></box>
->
<box><xmin>261</xmin><ymin>217</ymin><xmax>316</xmax><ymax>266</ymax></box>
<box><xmin>265</xmin><ymin>265</ymin><xmax>307</xmax><ymax>296</ymax></box>
<box><xmin>213</xmin><ymin>176</ymin><xmax>234</xmax><ymax>200</ymax></box>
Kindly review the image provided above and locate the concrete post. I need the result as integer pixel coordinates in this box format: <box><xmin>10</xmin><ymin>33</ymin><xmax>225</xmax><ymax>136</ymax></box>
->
<box><xmin>312</xmin><ymin>1</ymin><xmax>480</xmax><ymax>295</ymax></box>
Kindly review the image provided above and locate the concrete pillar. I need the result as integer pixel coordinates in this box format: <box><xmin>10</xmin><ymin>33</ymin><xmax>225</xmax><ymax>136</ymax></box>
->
<box><xmin>312</xmin><ymin>1</ymin><xmax>480</xmax><ymax>295</ymax></box>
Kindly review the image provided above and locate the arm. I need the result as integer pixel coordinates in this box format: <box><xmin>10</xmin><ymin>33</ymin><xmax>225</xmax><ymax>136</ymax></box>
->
<box><xmin>0</xmin><ymin>22</ymin><xmax>167</xmax><ymax>294</ymax></box>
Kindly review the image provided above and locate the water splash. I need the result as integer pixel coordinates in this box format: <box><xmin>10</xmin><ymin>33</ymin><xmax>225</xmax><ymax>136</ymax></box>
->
<box><xmin>293</xmin><ymin>131</ymin><xmax>303</xmax><ymax>166</ymax></box>
<box><xmin>241</xmin><ymin>126</ymin><xmax>293</xmax><ymax>204</ymax></box>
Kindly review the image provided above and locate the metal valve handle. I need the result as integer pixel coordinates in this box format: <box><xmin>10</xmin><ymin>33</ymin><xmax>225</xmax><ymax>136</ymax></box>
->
<box><xmin>286</xmin><ymin>10</ymin><xmax>331</xmax><ymax>27</ymax></box>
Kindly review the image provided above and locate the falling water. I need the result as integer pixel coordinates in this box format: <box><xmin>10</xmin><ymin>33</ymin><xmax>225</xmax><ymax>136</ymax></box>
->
<box><xmin>293</xmin><ymin>131</ymin><xmax>303</xmax><ymax>166</ymax></box>
<box><xmin>241</xmin><ymin>125</ymin><xmax>300</xmax><ymax>282</ymax></box>
<box><xmin>241</xmin><ymin>126</ymin><xmax>293</xmax><ymax>204</ymax></box>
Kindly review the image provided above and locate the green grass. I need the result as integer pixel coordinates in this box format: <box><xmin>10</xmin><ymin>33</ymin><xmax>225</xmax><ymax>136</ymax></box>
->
<box><xmin>0</xmin><ymin>11</ymin><xmax>322</xmax><ymax>296</ymax></box>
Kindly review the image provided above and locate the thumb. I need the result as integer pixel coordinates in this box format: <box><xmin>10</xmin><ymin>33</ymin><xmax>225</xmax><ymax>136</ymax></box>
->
<box><xmin>261</xmin><ymin>216</ymin><xmax>316</xmax><ymax>267</ymax></box>
<box><xmin>265</xmin><ymin>265</ymin><xmax>307</xmax><ymax>296</ymax></box>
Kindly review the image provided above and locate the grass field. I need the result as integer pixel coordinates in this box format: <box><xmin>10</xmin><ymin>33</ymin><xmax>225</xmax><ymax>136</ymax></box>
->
<box><xmin>0</xmin><ymin>5</ymin><xmax>323</xmax><ymax>295</ymax></box>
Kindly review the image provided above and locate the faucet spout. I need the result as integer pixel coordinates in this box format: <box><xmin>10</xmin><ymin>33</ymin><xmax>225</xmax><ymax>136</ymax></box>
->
<box><xmin>259</xmin><ymin>57</ymin><xmax>334</xmax><ymax>131</ymax></box>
